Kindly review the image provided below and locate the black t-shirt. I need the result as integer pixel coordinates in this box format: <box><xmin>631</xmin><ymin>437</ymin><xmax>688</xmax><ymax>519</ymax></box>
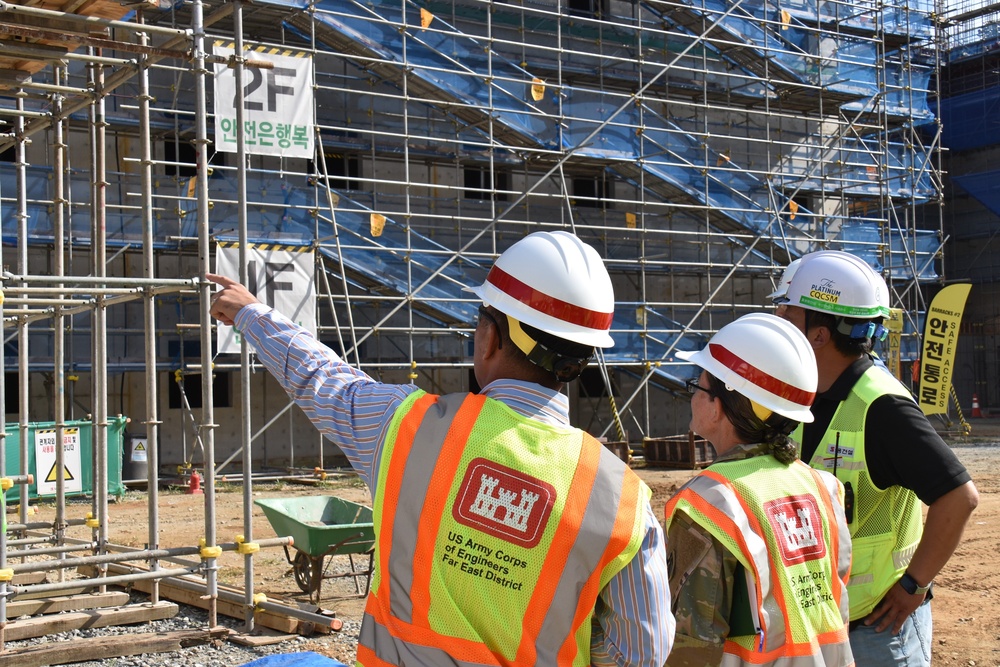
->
<box><xmin>799</xmin><ymin>356</ymin><xmax>971</xmax><ymax>506</ymax></box>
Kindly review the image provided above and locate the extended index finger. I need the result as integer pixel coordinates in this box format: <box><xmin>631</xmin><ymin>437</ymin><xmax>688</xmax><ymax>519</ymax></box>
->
<box><xmin>206</xmin><ymin>272</ymin><xmax>238</xmax><ymax>288</ymax></box>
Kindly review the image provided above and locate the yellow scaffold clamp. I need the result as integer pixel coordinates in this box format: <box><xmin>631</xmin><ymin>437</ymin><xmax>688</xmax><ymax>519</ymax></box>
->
<box><xmin>198</xmin><ymin>538</ymin><xmax>223</xmax><ymax>560</ymax></box>
<box><xmin>85</xmin><ymin>511</ymin><xmax>100</xmax><ymax>529</ymax></box>
<box><xmin>252</xmin><ymin>592</ymin><xmax>268</xmax><ymax>613</ymax></box>
<box><xmin>235</xmin><ymin>534</ymin><xmax>260</xmax><ymax>555</ymax></box>
<box><xmin>0</xmin><ymin>569</ymin><xmax>13</xmax><ymax>582</ymax></box>
<box><xmin>408</xmin><ymin>360</ymin><xmax>418</xmax><ymax>380</ymax></box>
<box><xmin>0</xmin><ymin>478</ymin><xmax>11</xmax><ymax>492</ymax></box>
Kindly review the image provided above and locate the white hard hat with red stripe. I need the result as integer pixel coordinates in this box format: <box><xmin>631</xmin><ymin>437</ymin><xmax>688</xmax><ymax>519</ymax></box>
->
<box><xmin>468</xmin><ymin>231</ymin><xmax>615</xmax><ymax>348</ymax></box>
<box><xmin>677</xmin><ymin>313</ymin><xmax>818</xmax><ymax>422</ymax></box>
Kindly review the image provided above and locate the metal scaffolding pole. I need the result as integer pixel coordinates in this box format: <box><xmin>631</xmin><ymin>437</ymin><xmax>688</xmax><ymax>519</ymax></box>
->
<box><xmin>51</xmin><ymin>65</ymin><xmax>68</xmax><ymax>578</ymax></box>
<box><xmin>231</xmin><ymin>0</ymin><xmax>258</xmax><ymax>633</ymax></box>
<box><xmin>137</xmin><ymin>7</ymin><xmax>163</xmax><ymax>607</ymax></box>
<box><xmin>191</xmin><ymin>0</ymin><xmax>220</xmax><ymax>628</ymax></box>
<box><xmin>88</xmin><ymin>46</ymin><xmax>111</xmax><ymax>594</ymax></box>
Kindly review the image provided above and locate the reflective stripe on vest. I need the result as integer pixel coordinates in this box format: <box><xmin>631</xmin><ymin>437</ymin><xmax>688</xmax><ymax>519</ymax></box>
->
<box><xmin>794</xmin><ymin>366</ymin><xmax>923</xmax><ymax>619</ymax></box>
<box><xmin>359</xmin><ymin>390</ymin><xmax>647</xmax><ymax>667</ymax></box>
<box><xmin>665</xmin><ymin>457</ymin><xmax>852</xmax><ymax>666</ymax></box>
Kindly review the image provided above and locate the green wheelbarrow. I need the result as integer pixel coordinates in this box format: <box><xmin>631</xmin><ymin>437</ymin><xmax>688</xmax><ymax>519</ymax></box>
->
<box><xmin>255</xmin><ymin>496</ymin><xmax>376</xmax><ymax>603</ymax></box>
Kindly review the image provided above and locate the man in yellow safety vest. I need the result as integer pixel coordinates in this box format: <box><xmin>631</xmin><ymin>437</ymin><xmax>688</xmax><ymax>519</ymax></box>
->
<box><xmin>775</xmin><ymin>250</ymin><xmax>979</xmax><ymax>665</ymax></box>
<box><xmin>208</xmin><ymin>230</ymin><xmax>675</xmax><ymax>666</ymax></box>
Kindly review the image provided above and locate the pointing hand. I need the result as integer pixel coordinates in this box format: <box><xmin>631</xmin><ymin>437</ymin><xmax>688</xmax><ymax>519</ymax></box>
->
<box><xmin>206</xmin><ymin>273</ymin><xmax>260</xmax><ymax>326</ymax></box>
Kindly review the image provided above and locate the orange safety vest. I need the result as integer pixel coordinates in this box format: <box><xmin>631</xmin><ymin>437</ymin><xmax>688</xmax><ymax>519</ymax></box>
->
<box><xmin>357</xmin><ymin>390</ymin><xmax>648</xmax><ymax>667</ymax></box>
<box><xmin>665</xmin><ymin>456</ymin><xmax>853</xmax><ymax>666</ymax></box>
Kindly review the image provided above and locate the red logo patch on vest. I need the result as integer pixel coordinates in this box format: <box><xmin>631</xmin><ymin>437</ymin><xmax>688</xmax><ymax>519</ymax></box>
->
<box><xmin>764</xmin><ymin>494</ymin><xmax>827</xmax><ymax>565</ymax></box>
<box><xmin>453</xmin><ymin>458</ymin><xmax>556</xmax><ymax>548</ymax></box>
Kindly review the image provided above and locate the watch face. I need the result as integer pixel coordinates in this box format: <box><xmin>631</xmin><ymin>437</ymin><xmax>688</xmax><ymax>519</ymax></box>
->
<box><xmin>901</xmin><ymin>573</ymin><xmax>931</xmax><ymax>595</ymax></box>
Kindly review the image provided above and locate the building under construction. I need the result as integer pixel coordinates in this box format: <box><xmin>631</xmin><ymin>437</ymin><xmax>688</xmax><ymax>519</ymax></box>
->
<box><xmin>0</xmin><ymin>0</ymin><xmax>948</xmax><ymax>469</ymax></box>
<box><xmin>3</xmin><ymin>0</ymin><xmax>997</xmax><ymax>651</ymax></box>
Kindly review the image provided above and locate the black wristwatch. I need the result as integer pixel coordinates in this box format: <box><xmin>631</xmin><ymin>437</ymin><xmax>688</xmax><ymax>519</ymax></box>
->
<box><xmin>898</xmin><ymin>571</ymin><xmax>933</xmax><ymax>596</ymax></box>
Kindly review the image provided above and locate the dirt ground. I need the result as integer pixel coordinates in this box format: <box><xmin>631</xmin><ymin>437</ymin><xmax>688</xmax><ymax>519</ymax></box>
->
<box><xmin>22</xmin><ymin>437</ymin><xmax>1000</xmax><ymax>666</ymax></box>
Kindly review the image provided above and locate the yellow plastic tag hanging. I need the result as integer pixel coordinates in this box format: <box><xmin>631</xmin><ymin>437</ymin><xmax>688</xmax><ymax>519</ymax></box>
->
<box><xmin>625</xmin><ymin>212</ymin><xmax>636</xmax><ymax>229</ymax></box>
<box><xmin>780</xmin><ymin>9</ymin><xmax>791</xmax><ymax>29</ymax></box>
<box><xmin>370</xmin><ymin>213</ymin><xmax>386</xmax><ymax>237</ymax></box>
<box><xmin>787</xmin><ymin>199</ymin><xmax>799</xmax><ymax>220</ymax></box>
<box><xmin>420</xmin><ymin>8</ymin><xmax>434</xmax><ymax>28</ymax></box>
<box><xmin>530</xmin><ymin>78</ymin><xmax>546</xmax><ymax>102</ymax></box>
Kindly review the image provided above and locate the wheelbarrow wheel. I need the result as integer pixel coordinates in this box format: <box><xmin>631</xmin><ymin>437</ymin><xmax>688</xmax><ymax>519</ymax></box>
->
<box><xmin>292</xmin><ymin>550</ymin><xmax>314</xmax><ymax>593</ymax></box>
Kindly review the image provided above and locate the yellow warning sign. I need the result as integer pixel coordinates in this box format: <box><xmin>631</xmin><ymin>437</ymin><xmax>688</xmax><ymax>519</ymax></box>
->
<box><xmin>45</xmin><ymin>462</ymin><xmax>76</xmax><ymax>484</ymax></box>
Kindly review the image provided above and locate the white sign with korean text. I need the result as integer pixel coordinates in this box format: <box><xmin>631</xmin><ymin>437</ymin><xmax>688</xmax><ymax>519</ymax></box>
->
<box><xmin>215</xmin><ymin>244</ymin><xmax>317</xmax><ymax>354</ymax></box>
<box><xmin>35</xmin><ymin>427</ymin><xmax>83</xmax><ymax>496</ymax></box>
<box><xmin>213</xmin><ymin>44</ymin><xmax>314</xmax><ymax>158</ymax></box>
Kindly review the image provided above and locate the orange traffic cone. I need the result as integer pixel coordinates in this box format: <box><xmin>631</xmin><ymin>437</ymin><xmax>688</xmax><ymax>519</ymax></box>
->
<box><xmin>971</xmin><ymin>393</ymin><xmax>983</xmax><ymax>418</ymax></box>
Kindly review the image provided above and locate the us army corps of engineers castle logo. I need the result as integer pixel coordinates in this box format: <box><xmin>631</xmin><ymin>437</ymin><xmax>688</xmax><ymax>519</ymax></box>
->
<box><xmin>763</xmin><ymin>494</ymin><xmax>827</xmax><ymax>565</ymax></box>
<box><xmin>453</xmin><ymin>458</ymin><xmax>556</xmax><ymax>548</ymax></box>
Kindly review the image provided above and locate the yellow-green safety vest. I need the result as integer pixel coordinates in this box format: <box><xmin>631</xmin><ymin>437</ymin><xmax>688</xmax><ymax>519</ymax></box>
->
<box><xmin>358</xmin><ymin>390</ymin><xmax>649</xmax><ymax>667</ymax></box>
<box><xmin>665</xmin><ymin>455</ymin><xmax>852</xmax><ymax>666</ymax></box>
<box><xmin>794</xmin><ymin>366</ymin><xmax>923</xmax><ymax>620</ymax></box>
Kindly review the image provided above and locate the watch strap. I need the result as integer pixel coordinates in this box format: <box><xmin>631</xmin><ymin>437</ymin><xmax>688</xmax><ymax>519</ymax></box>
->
<box><xmin>899</xmin><ymin>571</ymin><xmax>932</xmax><ymax>596</ymax></box>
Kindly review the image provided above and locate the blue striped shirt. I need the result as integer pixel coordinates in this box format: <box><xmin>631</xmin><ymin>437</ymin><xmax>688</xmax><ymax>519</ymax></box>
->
<box><xmin>235</xmin><ymin>303</ymin><xmax>674</xmax><ymax>666</ymax></box>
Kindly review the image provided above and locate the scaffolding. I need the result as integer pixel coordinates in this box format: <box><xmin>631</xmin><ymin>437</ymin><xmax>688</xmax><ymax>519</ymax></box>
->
<box><xmin>0</xmin><ymin>0</ymin><xmax>944</xmax><ymax>648</ymax></box>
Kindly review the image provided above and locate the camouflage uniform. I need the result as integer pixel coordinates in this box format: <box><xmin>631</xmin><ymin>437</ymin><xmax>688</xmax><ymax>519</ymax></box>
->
<box><xmin>665</xmin><ymin>443</ymin><xmax>770</xmax><ymax>667</ymax></box>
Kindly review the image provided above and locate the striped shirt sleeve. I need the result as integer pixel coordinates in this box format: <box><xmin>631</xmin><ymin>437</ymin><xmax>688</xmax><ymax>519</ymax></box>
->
<box><xmin>233</xmin><ymin>303</ymin><xmax>418</xmax><ymax>490</ymax></box>
<box><xmin>591</xmin><ymin>504</ymin><xmax>675</xmax><ymax>666</ymax></box>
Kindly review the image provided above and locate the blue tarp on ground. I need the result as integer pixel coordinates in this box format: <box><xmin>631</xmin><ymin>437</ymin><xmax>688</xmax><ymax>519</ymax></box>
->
<box><xmin>240</xmin><ymin>652</ymin><xmax>349</xmax><ymax>667</ymax></box>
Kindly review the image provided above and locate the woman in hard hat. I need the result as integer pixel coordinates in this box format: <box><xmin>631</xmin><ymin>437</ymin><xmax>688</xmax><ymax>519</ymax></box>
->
<box><xmin>664</xmin><ymin>313</ymin><xmax>853</xmax><ymax>666</ymax></box>
<box><xmin>208</xmin><ymin>231</ymin><xmax>674</xmax><ymax>667</ymax></box>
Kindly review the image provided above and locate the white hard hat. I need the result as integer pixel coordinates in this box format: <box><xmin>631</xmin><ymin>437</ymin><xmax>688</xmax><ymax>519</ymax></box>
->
<box><xmin>677</xmin><ymin>313</ymin><xmax>818</xmax><ymax>422</ymax></box>
<box><xmin>783</xmin><ymin>251</ymin><xmax>891</xmax><ymax>320</ymax></box>
<box><xmin>771</xmin><ymin>251</ymin><xmax>889</xmax><ymax>308</ymax></box>
<box><xmin>468</xmin><ymin>231</ymin><xmax>615</xmax><ymax>348</ymax></box>
<box><xmin>768</xmin><ymin>257</ymin><xmax>802</xmax><ymax>301</ymax></box>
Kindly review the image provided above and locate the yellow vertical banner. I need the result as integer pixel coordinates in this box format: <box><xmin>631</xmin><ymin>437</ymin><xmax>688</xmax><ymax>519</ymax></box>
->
<box><xmin>917</xmin><ymin>284</ymin><xmax>972</xmax><ymax>416</ymax></box>
<box><xmin>884</xmin><ymin>307</ymin><xmax>904</xmax><ymax>380</ymax></box>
